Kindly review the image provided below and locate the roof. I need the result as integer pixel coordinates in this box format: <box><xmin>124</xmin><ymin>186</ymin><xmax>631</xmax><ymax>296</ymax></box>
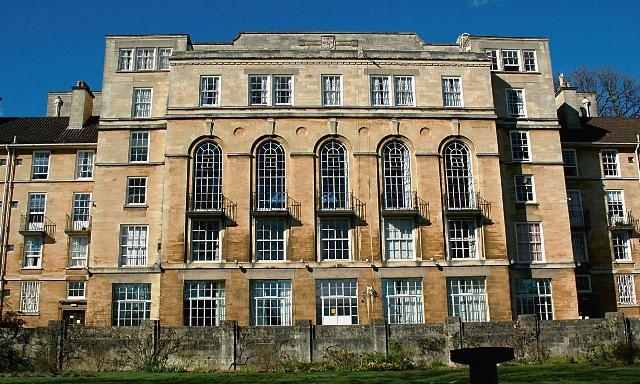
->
<box><xmin>0</xmin><ymin>116</ymin><xmax>99</xmax><ymax>145</ymax></box>
<box><xmin>561</xmin><ymin>117</ymin><xmax>640</xmax><ymax>144</ymax></box>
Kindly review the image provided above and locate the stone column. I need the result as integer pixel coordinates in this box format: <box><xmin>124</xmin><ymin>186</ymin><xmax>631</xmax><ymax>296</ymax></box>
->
<box><xmin>220</xmin><ymin>320</ymin><xmax>237</xmax><ymax>370</ymax></box>
<box><xmin>294</xmin><ymin>320</ymin><xmax>313</xmax><ymax>362</ymax></box>
<box><xmin>369</xmin><ymin>318</ymin><xmax>388</xmax><ymax>354</ymax></box>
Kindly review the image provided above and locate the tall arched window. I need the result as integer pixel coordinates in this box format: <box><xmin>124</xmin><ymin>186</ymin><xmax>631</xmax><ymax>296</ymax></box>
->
<box><xmin>444</xmin><ymin>141</ymin><xmax>474</xmax><ymax>209</ymax></box>
<box><xmin>256</xmin><ymin>141</ymin><xmax>286</xmax><ymax>210</ymax></box>
<box><xmin>382</xmin><ymin>141</ymin><xmax>411</xmax><ymax>209</ymax></box>
<box><xmin>320</xmin><ymin>141</ymin><xmax>348</xmax><ymax>210</ymax></box>
<box><xmin>193</xmin><ymin>142</ymin><xmax>222</xmax><ymax>210</ymax></box>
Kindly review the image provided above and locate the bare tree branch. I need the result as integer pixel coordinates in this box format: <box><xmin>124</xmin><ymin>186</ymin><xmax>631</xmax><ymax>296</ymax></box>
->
<box><xmin>567</xmin><ymin>66</ymin><xmax>640</xmax><ymax>118</ymax></box>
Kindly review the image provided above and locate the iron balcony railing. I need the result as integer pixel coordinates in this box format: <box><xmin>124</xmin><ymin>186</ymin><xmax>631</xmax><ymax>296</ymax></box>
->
<box><xmin>65</xmin><ymin>214</ymin><xmax>92</xmax><ymax>233</ymax></box>
<box><xmin>609</xmin><ymin>212</ymin><xmax>640</xmax><ymax>236</ymax></box>
<box><xmin>187</xmin><ymin>193</ymin><xmax>237</xmax><ymax>223</ymax></box>
<box><xmin>380</xmin><ymin>191</ymin><xmax>430</xmax><ymax>224</ymax></box>
<box><xmin>316</xmin><ymin>191</ymin><xmax>366</xmax><ymax>223</ymax></box>
<box><xmin>443</xmin><ymin>192</ymin><xmax>492</xmax><ymax>223</ymax></box>
<box><xmin>251</xmin><ymin>192</ymin><xmax>301</xmax><ymax>221</ymax></box>
<box><xmin>19</xmin><ymin>214</ymin><xmax>56</xmax><ymax>237</ymax></box>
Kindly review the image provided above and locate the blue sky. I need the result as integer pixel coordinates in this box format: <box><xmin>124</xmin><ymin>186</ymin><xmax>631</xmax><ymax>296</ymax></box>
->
<box><xmin>0</xmin><ymin>0</ymin><xmax>638</xmax><ymax>116</ymax></box>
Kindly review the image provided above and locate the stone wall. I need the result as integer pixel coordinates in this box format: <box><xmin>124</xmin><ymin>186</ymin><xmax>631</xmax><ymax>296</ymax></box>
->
<box><xmin>2</xmin><ymin>313</ymin><xmax>638</xmax><ymax>372</ymax></box>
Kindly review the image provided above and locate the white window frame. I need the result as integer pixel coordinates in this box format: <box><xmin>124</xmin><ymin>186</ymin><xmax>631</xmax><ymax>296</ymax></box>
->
<box><xmin>485</xmin><ymin>49</ymin><xmax>499</xmax><ymax>71</ymax></box>
<box><xmin>523</xmin><ymin>50</ymin><xmax>538</xmax><ymax>72</ymax></box>
<box><xmin>27</xmin><ymin>192</ymin><xmax>46</xmax><ymax>231</ymax></box>
<box><xmin>601</xmin><ymin>149</ymin><xmax>620</xmax><ymax>178</ymax></box>
<box><xmin>371</xmin><ymin>75</ymin><xmax>391</xmax><ymax>106</ymax></box>
<box><xmin>448</xmin><ymin>219</ymin><xmax>478</xmax><ymax>259</ymax></box>
<box><xmin>118</xmin><ymin>48</ymin><xmax>134</xmax><ymax>71</ymax></box>
<box><xmin>24</xmin><ymin>237</ymin><xmax>43</xmax><ymax>268</ymax></box>
<box><xmin>273</xmin><ymin>75</ymin><xmax>294</xmax><ymax>106</ymax></box>
<box><xmin>191</xmin><ymin>219</ymin><xmax>221</xmax><ymax>262</ymax></box>
<box><xmin>571</xmin><ymin>232</ymin><xmax>589</xmax><ymax>263</ymax></box>
<box><xmin>255</xmin><ymin>218</ymin><xmax>286</xmax><ymax>262</ymax></box>
<box><xmin>200</xmin><ymin>76</ymin><xmax>221</xmax><ymax>107</ymax></box>
<box><xmin>67</xmin><ymin>281</ymin><xmax>86</xmax><ymax>299</ymax></box>
<box><xmin>612</xmin><ymin>232</ymin><xmax>632</xmax><ymax>261</ymax></box>
<box><xmin>129</xmin><ymin>131</ymin><xmax>150</xmax><ymax>163</ymax></box>
<box><xmin>394</xmin><ymin>76</ymin><xmax>415</xmax><ymax>106</ymax></box>
<box><xmin>248</xmin><ymin>75</ymin><xmax>269</xmax><ymax>106</ymax></box>
<box><xmin>20</xmin><ymin>281</ymin><xmax>40</xmax><ymax>313</ymax></box>
<box><xmin>515</xmin><ymin>278</ymin><xmax>553</xmax><ymax>320</ymax></box>
<box><xmin>193</xmin><ymin>142</ymin><xmax>223</xmax><ymax>211</ymax></box>
<box><xmin>322</xmin><ymin>75</ymin><xmax>342</xmax><ymax>106</ymax></box>
<box><xmin>119</xmin><ymin>225</ymin><xmax>148</xmax><ymax>267</ymax></box>
<box><xmin>69</xmin><ymin>236</ymin><xmax>89</xmax><ymax>267</ymax></box>
<box><xmin>576</xmin><ymin>275</ymin><xmax>592</xmax><ymax>293</ymax></box>
<box><xmin>382</xmin><ymin>278</ymin><xmax>423</xmax><ymax>324</ymax></box>
<box><xmin>616</xmin><ymin>275</ymin><xmax>636</xmax><ymax>305</ymax></box>
<box><xmin>320</xmin><ymin>218</ymin><xmax>351</xmax><ymax>261</ymax></box>
<box><xmin>248</xmin><ymin>75</ymin><xmax>294</xmax><ymax>106</ymax></box>
<box><xmin>515</xmin><ymin>222</ymin><xmax>544</xmax><ymax>263</ymax></box>
<box><xmin>135</xmin><ymin>47</ymin><xmax>156</xmax><ymax>71</ymax></box>
<box><xmin>76</xmin><ymin>150</ymin><xmax>94</xmax><ymax>179</ymax></box>
<box><xmin>31</xmin><ymin>151</ymin><xmax>50</xmax><ymax>180</ymax></box>
<box><xmin>506</xmin><ymin>88</ymin><xmax>527</xmax><ymax>118</ymax></box>
<box><xmin>112</xmin><ymin>283</ymin><xmax>151</xmax><ymax>326</ymax></box>
<box><xmin>510</xmin><ymin>130</ymin><xmax>531</xmax><ymax>161</ymax></box>
<box><xmin>606</xmin><ymin>190</ymin><xmax>626</xmax><ymax>226</ymax></box>
<box><xmin>444</xmin><ymin>141</ymin><xmax>475</xmax><ymax>210</ymax></box>
<box><xmin>442</xmin><ymin>76</ymin><xmax>463</xmax><ymax>107</ymax></box>
<box><xmin>251</xmin><ymin>280</ymin><xmax>292</xmax><ymax>326</ymax></box>
<box><xmin>132</xmin><ymin>88</ymin><xmax>152</xmax><ymax>118</ymax></box>
<box><xmin>502</xmin><ymin>49</ymin><xmax>520</xmax><ymax>71</ymax></box>
<box><xmin>316</xmin><ymin>279</ymin><xmax>359</xmax><ymax>325</ymax></box>
<box><xmin>319</xmin><ymin>141</ymin><xmax>349</xmax><ymax>210</ymax></box>
<box><xmin>126</xmin><ymin>177</ymin><xmax>147</xmax><ymax>206</ymax></box>
<box><xmin>382</xmin><ymin>141</ymin><xmax>412</xmax><ymax>210</ymax></box>
<box><xmin>184</xmin><ymin>280</ymin><xmax>225</xmax><ymax>326</ymax></box>
<box><xmin>158</xmin><ymin>48</ymin><xmax>172</xmax><ymax>70</ymax></box>
<box><xmin>562</xmin><ymin>149</ymin><xmax>579</xmax><ymax>177</ymax></box>
<box><xmin>71</xmin><ymin>192</ymin><xmax>91</xmax><ymax>230</ymax></box>
<box><xmin>514</xmin><ymin>175</ymin><xmax>536</xmax><ymax>203</ymax></box>
<box><xmin>447</xmin><ymin>277</ymin><xmax>488</xmax><ymax>322</ymax></box>
<box><xmin>384</xmin><ymin>218</ymin><xmax>415</xmax><ymax>261</ymax></box>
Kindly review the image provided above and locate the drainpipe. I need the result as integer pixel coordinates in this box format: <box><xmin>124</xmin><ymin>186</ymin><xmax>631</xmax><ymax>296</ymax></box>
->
<box><xmin>0</xmin><ymin>139</ymin><xmax>16</xmax><ymax>321</ymax></box>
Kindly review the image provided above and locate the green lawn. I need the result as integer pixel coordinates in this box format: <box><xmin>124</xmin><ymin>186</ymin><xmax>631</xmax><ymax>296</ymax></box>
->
<box><xmin>2</xmin><ymin>363</ymin><xmax>640</xmax><ymax>384</ymax></box>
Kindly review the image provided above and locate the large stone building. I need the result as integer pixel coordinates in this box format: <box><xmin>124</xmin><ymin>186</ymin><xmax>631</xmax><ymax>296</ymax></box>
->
<box><xmin>2</xmin><ymin>31</ymin><xmax>615</xmax><ymax>328</ymax></box>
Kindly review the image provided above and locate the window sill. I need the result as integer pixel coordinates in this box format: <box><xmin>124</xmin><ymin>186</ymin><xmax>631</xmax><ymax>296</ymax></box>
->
<box><xmin>116</xmin><ymin>69</ymin><xmax>169</xmax><ymax>74</ymax></box>
<box><xmin>492</xmin><ymin>70</ymin><xmax>541</xmax><ymax>75</ymax></box>
<box><xmin>614</xmin><ymin>260</ymin><xmax>634</xmax><ymax>264</ymax></box>
<box><xmin>516</xmin><ymin>202</ymin><xmax>539</xmax><ymax>207</ymax></box>
<box><xmin>200</xmin><ymin>104</ymin><xmax>220</xmax><ymax>108</ymax></box>
<box><xmin>66</xmin><ymin>266</ymin><xmax>89</xmax><ymax>271</ymax></box>
<box><xmin>124</xmin><ymin>204</ymin><xmax>148</xmax><ymax>209</ymax></box>
<box><xmin>17</xmin><ymin>311</ymin><xmax>39</xmax><ymax>316</ymax></box>
<box><xmin>75</xmin><ymin>177</ymin><xmax>94</xmax><ymax>181</ymax></box>
<box><xmin>20</xmin><ymin>267</ymin><xmax>43</xmax><ymax>273</ymax></box>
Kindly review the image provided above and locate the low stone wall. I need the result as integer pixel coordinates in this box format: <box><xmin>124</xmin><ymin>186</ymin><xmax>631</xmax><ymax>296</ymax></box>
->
<box><xmin>1</xmin><ymin>312</ymin><xmax>638</xmax><ymax>372</ymax></box>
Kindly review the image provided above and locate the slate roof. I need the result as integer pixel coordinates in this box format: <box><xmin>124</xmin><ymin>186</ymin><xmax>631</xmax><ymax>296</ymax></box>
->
<box><xmin>561</xmin><ymin>117</ymin><xmax>640</xmax><ymax>144</ymax></box>
<box><xmin>0</xmin><ymin>116</ymin><xmax>98</xmax><ymax>145</ymax></box>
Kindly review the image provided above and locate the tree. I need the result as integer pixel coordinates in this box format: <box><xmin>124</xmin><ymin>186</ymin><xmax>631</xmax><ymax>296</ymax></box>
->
<box><xmin>566</xmin><ymin>66</ymin><xmax>640</xmax><ymax>118</ymax></box>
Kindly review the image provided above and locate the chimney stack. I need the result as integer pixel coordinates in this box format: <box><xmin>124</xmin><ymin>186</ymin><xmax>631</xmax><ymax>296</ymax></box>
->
<box><xmin>68</xmin><ymin>81</ymin><xmax>94</xmax><ymax>129</ymax></box>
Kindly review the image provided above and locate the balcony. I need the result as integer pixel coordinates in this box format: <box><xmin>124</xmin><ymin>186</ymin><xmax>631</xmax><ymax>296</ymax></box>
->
<box><xmin>65</xmin><ymin>214</ymin><xmax>92</xmax><ymax>234</ymax></box>
<box><xmin>186</xmin><ymin>193</ymin><xmax>237</xmax><ymax>223</ymax></box>
<box><xmin>443</xmin><ymin>192</ymin><xmax>492</xmax><ymax>224</ymax></box>
<box><xmin>316</xmin><ymin>191</ymin><xmax>366</xmax><ymax>224</ymax></box>
<box><xmin>19</xmin><ymin>215</ymin><xmax>56</xmax><ymax>238</ymax></box>
<box><xmin>251</xmin><ymin>192</ymin><xmax>301</xmax><ymax>221</ymax></box>
<box><xmin>380</xmin><ymin>191</ymin><xmax>430</xmax><ymax>225</ymax></box>
<box><xmin>608</xmin><ymin>212</ymin><xmax>640</xmax><ymax>237</ymax></box>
